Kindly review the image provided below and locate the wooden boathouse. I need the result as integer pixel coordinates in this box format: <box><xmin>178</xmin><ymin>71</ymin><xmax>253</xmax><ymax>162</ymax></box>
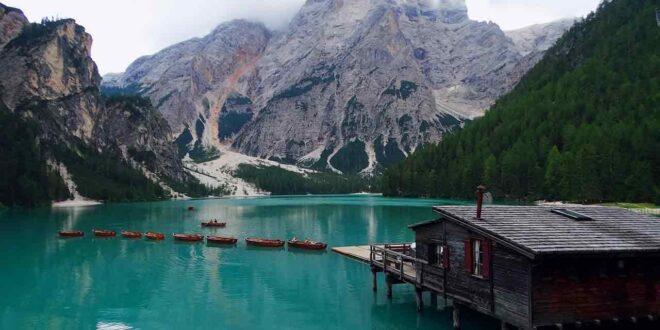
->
<box><xmin>334</xmin><ymin>193</ymin><xmax>660</xmax><ymax>329</ymax></box>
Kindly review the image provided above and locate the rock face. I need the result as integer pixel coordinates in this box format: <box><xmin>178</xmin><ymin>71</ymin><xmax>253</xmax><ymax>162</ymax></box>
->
<box><xmin>103</xmin><ymin>20</ymin><xmax>271</xmax><ymax>148</ymax></box>
<box><xmin>104</xmin><ymin>0</ymin><xmax>574</xmax><ymax>174</ymax></box>
<box><xmin>94</xmin><ymin>96</ymin><xmax>187</xmax><ymax>182</ymax></box>
<box><xmin>0</xmin><ymin>14</ymin><xmax>189</xmax><ymax>186</ymax></box>
<box><xmin>0</xmin><ymin>18</ymin><xmax>102</xmax><ymax>141</ymax></box>
<box><xmin>506</xmin><ymin>19</ymin><xmax>576</xmax><ymax>57</ymax></box>
<box><xmin>0</xmin><ymin>4</ymin><xmax>27</xmax><ymax>48</ymax></box>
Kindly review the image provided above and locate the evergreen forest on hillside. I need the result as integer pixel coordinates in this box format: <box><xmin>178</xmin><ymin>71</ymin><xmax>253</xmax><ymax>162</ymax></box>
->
<box><xmin>382</xmin><ymin>0</ymin><xmax>660</xmax><ymax>203</ymax></box>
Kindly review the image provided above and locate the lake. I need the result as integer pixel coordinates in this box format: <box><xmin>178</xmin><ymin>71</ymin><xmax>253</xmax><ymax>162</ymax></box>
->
<box><xmin>0</xmin><ymin>195</ymin><xmax>498</xmax><ymax>329</ymax></box>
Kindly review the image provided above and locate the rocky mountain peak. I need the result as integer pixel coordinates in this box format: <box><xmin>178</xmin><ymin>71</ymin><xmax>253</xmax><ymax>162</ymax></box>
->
<box><xmin>103</xmin><ymin>0</ymin><xmax>574</xmax><ymax>174</ymax></box>
<box><xmin>0</xmin><ymin>3</ymin><xmax>28</xmax><ymax>49</ymax></box>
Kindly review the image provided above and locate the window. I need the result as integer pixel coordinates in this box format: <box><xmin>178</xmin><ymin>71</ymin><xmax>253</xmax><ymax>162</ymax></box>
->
<box><xmin>473</xmin><ymin>240</ymin><xmax>483</xmax><ymax>276</ymax></box>
<box><xmin>464</xmin><ymin>238</ymin><xmax>491</xmax><ymax>279</ymax></box>
<box><xmin>428</xmin><ymin>243</ymin><xmax>447</xmax><ymax>268</ymax></box>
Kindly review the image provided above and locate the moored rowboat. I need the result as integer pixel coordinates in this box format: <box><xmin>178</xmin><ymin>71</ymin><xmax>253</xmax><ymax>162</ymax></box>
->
<box><xmin>173</xmin><ymin>233</ymin><xmax>204</xmax><ymax>242</ymax></box>
<box><xmin>145</xmin><ymin>232</ymin><xmax>165</xmax><ymax>240</ymax></box>
<box><xmin>93</xmin><ymin>229</ymin><xmax>116</xmax><ymax>237</ymax></box>
<box><xmin>59</xmin><ymin>230</ymin><xmax>84</xmax><ymax>237</ymax></box>
<box><xmin>201</xmin><ymin>221</ymin><xmax>226</xmax><ymax>227</ymax></box>
<box><xmin>207</xmin><ymin>236</ymin><xmax>238</xmax><ymax>244</ymax></box>
<box><xmin>287</xmin><ymin>239</ymin><xmax>327</xmax><ymax>250</ymax></box>
<box><xmin>121</xmin><ymin>231</ymin><xmax>142</xmax><ymax>239</ymax></box>
<box><xmin>245</xmin><ymin>237</ymin><xmax>285</xmax><ymax>248</ymax></box>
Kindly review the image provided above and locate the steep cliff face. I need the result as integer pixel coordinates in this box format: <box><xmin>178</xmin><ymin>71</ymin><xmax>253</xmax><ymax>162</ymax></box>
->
<box><xmin>103</xmin><ymin>20</ymin><xmax>271</xmax><ymax>151</ymax></box>
<box><xmin>104</xmin><ymin>0</ymin><xmax>574</xmax><ymax>174</ymax></box>
<box><xmin>94</xmin><ymin>95</ymin><xmax>186</xmax><ymax>182</ymax></box>
<box><xmin>0</xmin><ymin>4</ymin><xmax>27</xmax><ymax>48</ymax></box>
<box><xmin>0</xmin><ymin>19</ymin><xmax>101</xmax><ymax>141</ymax></box>
<box><xmin>233</xmin><ymin>0</ymin><xmax>526</xmax><ymax>172</ymax></box>
<box><xmin>0</xmin><ymin>13</ymin><xmax>195</xmax><ymax>203</ymax></box>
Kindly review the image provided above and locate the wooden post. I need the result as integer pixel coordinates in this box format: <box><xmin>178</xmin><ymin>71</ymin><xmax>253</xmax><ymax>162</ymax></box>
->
<box><xmin>371</xmin><ymin>267</ymin><xmax>378</xmax><ymax>292</ymax></box>
<box><xmin>430</xmin><ymin>293</ymin><xmax>438</xmax><ymax>308</ymax></box>
<box><xmin>453</xmin><ymin>304</ymin><xmax>460</xmax><ymax>329</ymax></box>
<box><xmin>386</xmin><ymin>273</ymin><xmax>393</xmax><ymax>299</ymax></box>
<box><xmin>415</xmin><ymin>287</ymin><xmax>423</xmax><ymax>312</ymax></box>
<box><xmin>500</xmin><ymin>321</ymin><xmax>507</xmax><ymax>330</ymax></box>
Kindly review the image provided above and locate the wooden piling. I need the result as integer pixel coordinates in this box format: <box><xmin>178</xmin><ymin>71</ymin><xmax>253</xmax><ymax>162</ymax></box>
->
<box><xmin>415</xmin><ymin>287</ymin><xmax>423</xmax><ymax>312</ymax></box>
<box><xmin>371</xmin><ymin>266</ymin><xmax>378</xmax><ymax>292</ymax></box>
<box><xmin>430</xmin><ymin>293</ymin><xmax>438</xmax><ymax>308</ymax></box>
<box><xmin>453</xmin><ymin>304</ymin><xmax>460</xmax><ymax>329</ymax></box>
<box><xmin>385</xmin><ymin>273</ymin><xmax>393</xmax><ymax>299</ymax></box>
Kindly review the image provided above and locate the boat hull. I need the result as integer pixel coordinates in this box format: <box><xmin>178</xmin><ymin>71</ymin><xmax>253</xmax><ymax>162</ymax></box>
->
<box><xmin>121</xmin><ymin>231</ymin><xmax>142</xmax><ymax>239</ymax></box>
<box><xmin>93</xmin><ymin>230</ymin><xmax>116</xmax><ymax>237</ymax></box>
<box><xmin>173</xmin><ymin>234</ymin><xmax>204</xmax><ymax>242</ymax></box>
<box><xmin>245</xmin><ymin>238</ymin><xmax>285</xmax><ymax>247</ymax></box>
<box><xmin>59</xmin><ymin>231</ymin><xmax>84</xmax><ymax>237</ymax></box>
<box><xmin>288</xmin><ymin>240</ymin><xmax>327</xmax><ymax>250</ymax></box>
<box><xmin>207</xmin><ymin>236</ymin><xmax>237</xmax><ymax>244</ymax></box>
<box><xmin>145</xmin><ymin>232</ymin><xmax>165</xmax><ymax>240</ymax></box>
<box><xmin>201</xmin><ymin>222</ymin><xmax>226</xmax><ymax>227</ymax></box>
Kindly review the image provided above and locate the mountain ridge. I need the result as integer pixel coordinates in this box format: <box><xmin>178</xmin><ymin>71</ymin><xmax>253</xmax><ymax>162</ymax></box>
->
<box><xmin>103</xmin><ymin>0</ymin><xmax>574</xmax><ymax>174</ymax></box>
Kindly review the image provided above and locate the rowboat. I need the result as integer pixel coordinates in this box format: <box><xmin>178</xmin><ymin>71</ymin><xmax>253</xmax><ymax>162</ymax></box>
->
<box><xmin>121</xmin><ymin>231</ymin><xmax>142</xmax><ymax>239</ymax></box>
<box><xmin>245</xmin><ymin>238</ymin><xmax>285</xmax><ymax>248</ymax></box>
<box><xmin>59</xmin><ymin>230</ymin><xmax>84</xmax><ymax>237</ymax></box>
<box><xmin>93</xmin><ymin>229</ymin><xmax>116</xmax><ymax>237</ymax></box>
<box><xmin>145</xmin><ymin>232</ymin><xmax>165</xmax><ymax>240</ymax></box>
<box><xmin>287</xmin><ymin>239</ymin><xmax>327</xmax><ymax>250</ymax></box>
<box><xmin>201</xmin><ymin>221</ymin><xmax>226</xmax><ymax>227</ymax></box>
<box><xmin>173</xmin><ymin>233</ymin><xmax>204</xmax><ymax>242</ymax></box>
<box><xmin>207</xmin><ymin>236</ymin><xmax>238</xmax><ymax>245</ymax></box>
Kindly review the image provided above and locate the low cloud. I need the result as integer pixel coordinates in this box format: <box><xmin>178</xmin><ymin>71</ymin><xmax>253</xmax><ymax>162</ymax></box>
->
<box><xmin>7</xmin><ymin>0</ymin><xmax>600</xmax><ymax>74</ymax></box>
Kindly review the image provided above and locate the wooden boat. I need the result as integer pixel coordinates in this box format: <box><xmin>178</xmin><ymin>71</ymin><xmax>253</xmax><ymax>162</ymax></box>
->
<box><xmin>145</xmin><ymin>232</ymin><xmax>165</xmax><ymax>240</ymax></box>
<box><xmin>206</xmin><ymin>236</ymin><xmax>238</xmax><ymax>245</ymax></box>
<box><xmin>92</xmin><ymin>229</ymin><xmax>116</xmax><ymax>237</ymax></box>
<box><xmin>121</xmin><ymin>231</ymin><xmax>142</xmax><ymax>239</ymax></box>
<box><xmin>287</xmin><ymin>239</ymin><xmax>327</xmax><ymax>250</ymax></box>
<box><xmin>59</xmin><ymin>230</ymin><xmax>84</xmax><ymax>237</ymax></box>
<box><xmin>245</xmin><ymin>237</ymin><xmax>285</xmax><ymax>248</ymax></box>
<box><xmin>201</xmin><ymin>221</ymin><xmax>226</xmax><ymax>227</ymax></box>
<box><xmin>173</xmin><ymin>233</ymin><xmax>204</xmax><ymax>242</ymax></box>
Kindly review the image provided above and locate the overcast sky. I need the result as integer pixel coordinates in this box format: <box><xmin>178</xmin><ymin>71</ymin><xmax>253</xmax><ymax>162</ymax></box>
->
<box><xmin>6</xmin><ymin>0</ymin><xmax>601</xmax><ymax>75</ymax></box>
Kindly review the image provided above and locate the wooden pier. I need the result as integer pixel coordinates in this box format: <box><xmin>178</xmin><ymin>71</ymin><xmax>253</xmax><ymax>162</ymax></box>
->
<box><xmin>334</xmin><ymin>243</ymin><xmax>430</xmax><ymax>312</ymax></box>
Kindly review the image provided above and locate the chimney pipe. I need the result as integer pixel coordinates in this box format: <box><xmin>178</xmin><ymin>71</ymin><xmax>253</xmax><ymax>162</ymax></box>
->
<box><xmin>476</xmin><ymin>185</ymin><xmax>486</xmax><ymax>219</ymax></box>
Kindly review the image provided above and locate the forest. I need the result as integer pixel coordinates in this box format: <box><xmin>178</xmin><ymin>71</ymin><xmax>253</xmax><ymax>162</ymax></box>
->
<box><xmin>382</xmin><ymin>0</ymin><xmax>660</xmax><ymax>203</ymax></box>
<box><xmin>235</xmin><ymin>164</ymin><xmax>377</xmax><ymax>195</ymax></box>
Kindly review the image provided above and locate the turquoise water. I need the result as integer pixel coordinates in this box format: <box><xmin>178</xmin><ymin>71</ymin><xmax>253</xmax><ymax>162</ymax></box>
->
<box><xmin>0</xmin><ymin>195</ymin><xmax>497</xmax><ymax>329</ymax></box>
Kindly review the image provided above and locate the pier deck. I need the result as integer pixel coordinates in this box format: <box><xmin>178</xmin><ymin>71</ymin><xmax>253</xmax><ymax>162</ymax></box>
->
<box><xmin>333</xmin><ymin>244</ymin><xmax>419</xmax><ymax>281</ymax></box>
<box><xmin>332</xmin><ymin>245</ymin><xmax>372</xmax><ymax>263</ymax></box>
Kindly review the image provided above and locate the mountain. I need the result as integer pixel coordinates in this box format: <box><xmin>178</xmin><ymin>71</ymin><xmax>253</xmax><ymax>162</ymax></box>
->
<box><xmin>0</xmin><ymin>7</ymin><xmax>217</xmax><ymax>207</ymax></box>
<box><xmin>382</xmin><ymin>0</ymin><xmax>660</xmax><ymax>203</ymax></box>
<box><xmin>103</xmin><ymin>0</ymin><xmax>572</xmax><ymax>174</ymax></box>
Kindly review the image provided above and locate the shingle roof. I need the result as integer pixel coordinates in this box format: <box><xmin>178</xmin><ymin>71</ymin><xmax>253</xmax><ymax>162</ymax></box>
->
<box><xmin>422</xmin><ymin>205</ymin><xmax>660</xmax><ymax>257</ymax></box>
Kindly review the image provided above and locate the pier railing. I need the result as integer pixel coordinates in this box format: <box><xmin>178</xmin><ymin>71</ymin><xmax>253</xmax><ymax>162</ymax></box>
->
<box><xmin>369</xmin><ymin>243</ymin><xmax>427</xmax><ymax>283</ymax></box>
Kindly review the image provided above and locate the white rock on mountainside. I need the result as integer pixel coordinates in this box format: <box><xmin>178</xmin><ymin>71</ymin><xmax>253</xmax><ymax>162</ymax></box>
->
<box><xmin>103</xmin><ymin>0</ymin><xmax>574</xmax><ymax>175</ymax></box>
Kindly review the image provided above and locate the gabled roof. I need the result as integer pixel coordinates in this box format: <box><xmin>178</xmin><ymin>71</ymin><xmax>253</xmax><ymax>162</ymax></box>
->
<box><xmin>415</xmin><ymin>205</ymin><xmax>660</xmax><ymax>258</ymax></box>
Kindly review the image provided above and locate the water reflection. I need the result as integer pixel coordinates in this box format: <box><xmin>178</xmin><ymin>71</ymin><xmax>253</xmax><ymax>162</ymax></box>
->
<box><xmin>0</xmin><ymin>196</ymin><xmax>497</xmax><ymax>329</ymax></box>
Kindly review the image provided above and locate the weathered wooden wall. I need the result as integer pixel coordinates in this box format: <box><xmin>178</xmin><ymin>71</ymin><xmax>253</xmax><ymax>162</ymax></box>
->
<box><xmin>414</xmin><ymin>220</ymin><xmax>531</xmax><ymax>329</ymax></box>
<box><xmin>532</xmin><ymin>256</ymin><xmax>660</xmax><ymax>326</ymax></box>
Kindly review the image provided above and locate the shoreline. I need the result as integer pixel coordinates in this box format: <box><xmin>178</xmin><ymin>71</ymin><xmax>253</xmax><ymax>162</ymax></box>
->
<box><xmin>52</xmin><ymin>199</ymin><xmax>102</xmax><ymax>208</ymax></box>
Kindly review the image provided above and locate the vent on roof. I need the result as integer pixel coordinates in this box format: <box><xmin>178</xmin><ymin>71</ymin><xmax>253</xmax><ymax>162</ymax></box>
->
<box><xmin>551</xmin><ymin>208</ymin><xmax>593</xmax><ymax>221</ymax></box>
